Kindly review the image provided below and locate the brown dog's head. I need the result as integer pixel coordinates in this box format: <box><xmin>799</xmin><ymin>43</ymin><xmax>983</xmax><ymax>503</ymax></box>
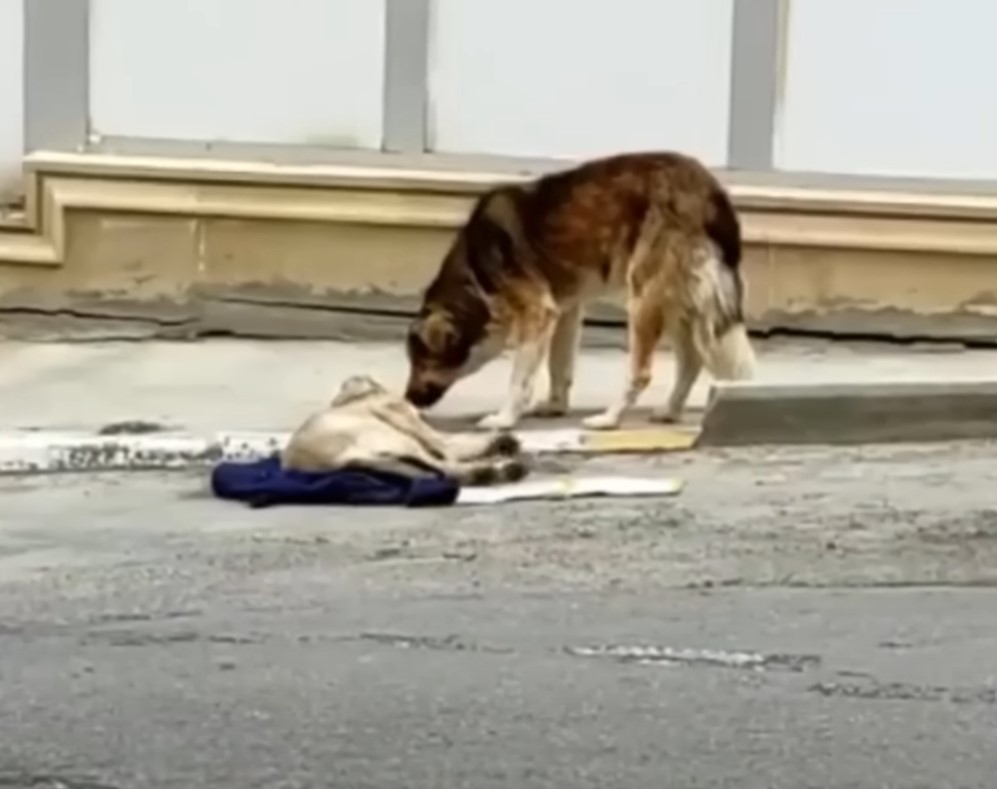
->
<box><xmin>404</xmin><ymin>307</ymin><xmax>500</xmax><ymax>409</ymax></box>
<box><xmin>405</xmin><ymin>186</ymin><xmax>524</xmax><ymax>409</ymax></box>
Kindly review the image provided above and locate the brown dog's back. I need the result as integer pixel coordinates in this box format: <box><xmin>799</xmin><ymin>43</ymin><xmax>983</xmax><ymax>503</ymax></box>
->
<box><xmin>458</xmin><ymin>152</ymin><xmax>739</xmax><ymax>301</ymax></box>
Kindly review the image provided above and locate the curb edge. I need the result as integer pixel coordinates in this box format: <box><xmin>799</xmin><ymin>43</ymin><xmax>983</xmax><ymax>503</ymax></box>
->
<box><xmin>0</xmin><ymin>426</ymin><xmax>699</xmax><ymax>475</ymax></box>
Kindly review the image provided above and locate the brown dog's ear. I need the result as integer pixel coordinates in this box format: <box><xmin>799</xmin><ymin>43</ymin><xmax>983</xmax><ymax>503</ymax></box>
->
<box><xmin>421</xmin><ymin>312</ymin><xmax>455</xmax><ymax>353</ymax></box>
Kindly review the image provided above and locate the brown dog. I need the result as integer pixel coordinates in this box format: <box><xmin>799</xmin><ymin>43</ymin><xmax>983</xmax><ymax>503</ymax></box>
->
<box><xmin>281</xmin><ymin>375</ymin><xmax>528</xmax><ymax>485</ymax></box>
<box><xmin>404</xmin><ymin>151</ymin><xmax>756</xmax><ymax>431</ymax></box>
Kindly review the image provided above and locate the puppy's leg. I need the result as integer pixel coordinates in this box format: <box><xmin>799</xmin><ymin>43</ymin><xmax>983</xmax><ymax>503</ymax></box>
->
<box><xmin>651</xmin><ymin>321</ymin><xmax>702</xmax><ymax>423</ymax></box>
<box><xmin>353</xmin><ymin>453</ymin><xmax>442</xmax><ymax>480</ymax></box>
<box><xmin>341</xmin><ymin>439</ymin><xmax>449</xmax><ymax>480</ymax></box>
<box><xmin>583</xmin><ymin>287</ymin><xmax>664</xmax><ymax>431</ymax></box>
<box><xmin>351</xmin><ymin>434</ymin><xmax>527</xmax><ymax>486</ymax></box>
<box><xmin>370</xmin><ymin>400</ymin><xmax>449</xmax><ymax>459</ymax></box>
<box><xmin>531</xmin><ymin>303</ymin><xmax>583</xmax><ymax>418</ymax></box>
<box><xmin>444</xmin><ymin>430</ymin><xmax>521</xmax><ymax>461</ymax></box>
<box><xmin>478</xmin><ymin>306</ymin><xmax>558</xmax><ymax>431</ymax></box>
<box><xmin>446</xmin><ymin>455</ymin><xmax>530</xmax><ymax>486</ymax></box>
<box><xmin>372</xmin><ymin>397</ymin><xmax>518</xmax><ymax>464</ymax></box>
<box><xmin>281</xmin><ymin>434</ymin><xmax>354</xmax><ymax>473</ymax></box>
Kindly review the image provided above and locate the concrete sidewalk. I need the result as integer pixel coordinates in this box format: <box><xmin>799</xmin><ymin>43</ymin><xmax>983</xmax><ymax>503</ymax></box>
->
<box><xmin>4</xmin><ymin>336</ymin><xmax>996</xmax><ymax>432</ymax></box>
<box><xmin>2</xmin><ymin>335</ymin><xmax>997</xmax><ymax>472</ymax></box>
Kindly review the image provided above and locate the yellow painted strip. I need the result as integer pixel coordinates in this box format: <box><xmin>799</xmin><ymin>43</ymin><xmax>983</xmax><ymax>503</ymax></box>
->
<box><xmin>579</xmin><ymin>427</ymin><xmax>699</xmax><ymax>454</ymax></box>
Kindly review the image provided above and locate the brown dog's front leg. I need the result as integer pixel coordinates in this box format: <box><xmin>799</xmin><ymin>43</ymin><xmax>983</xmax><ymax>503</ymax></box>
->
<box><xmin>477</xmin><ymin>309</ymin><xmax>557</xmax><ymax>431</ymax></box>
<box><xmin>531</xmin><ymin>303</ymin><xmax>583</xmax><ymax>418</ymax></box>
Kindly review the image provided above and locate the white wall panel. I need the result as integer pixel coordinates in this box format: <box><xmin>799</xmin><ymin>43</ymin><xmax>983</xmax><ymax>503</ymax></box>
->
<box><xmin>428</xmin><ymin>0</ymin><xmax>735</xmax><ymax>166</ymax></box>
<box><xmin>0</xmin><ymin>0</ymin><xmax>24</xmax><ymax>194</ymax></box>
<box><xmin>778</xmin><ymin>0</ymin><xmax>997</xmax><ymax>180</ymax></box>
<box><xmin>90</xmin><ymin>0</ymin><xmax>386</xmax><ymax>149</ymax></box>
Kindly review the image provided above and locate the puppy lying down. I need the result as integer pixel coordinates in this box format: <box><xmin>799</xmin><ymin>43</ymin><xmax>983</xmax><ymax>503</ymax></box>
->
<box><xmin>281</xmin><ymin>375</ymin><xmax>529</xmax><ymax>486</ymax></box>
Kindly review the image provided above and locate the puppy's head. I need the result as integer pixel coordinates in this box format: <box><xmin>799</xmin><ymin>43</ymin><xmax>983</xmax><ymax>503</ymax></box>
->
<box><xmin>404</xmin><ymin>308</ymin><xmax>497</xmax><ymax>409</ymax></box>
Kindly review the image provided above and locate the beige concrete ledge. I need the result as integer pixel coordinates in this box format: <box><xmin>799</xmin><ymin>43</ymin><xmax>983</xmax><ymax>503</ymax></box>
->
<box><xmin>698</xmin><ymin>380</ymin><xmax>997</xmax><ymax>447</ymax></box>
<box><xmin>1</xmin><ymin>151</ymin><xmax>996</xmax><ymax>341</ymax></box>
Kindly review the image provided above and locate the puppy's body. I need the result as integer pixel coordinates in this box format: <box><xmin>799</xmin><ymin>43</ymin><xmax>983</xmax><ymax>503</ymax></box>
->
<box><xmin>281</xmin><ymin>375</ymin><xmax>527</xmax><ymax>486</ymax></box>
<box><xmin>404</xmin><ymin>150</ymin><xmax>755</xmax><ymax>430</ymax></box>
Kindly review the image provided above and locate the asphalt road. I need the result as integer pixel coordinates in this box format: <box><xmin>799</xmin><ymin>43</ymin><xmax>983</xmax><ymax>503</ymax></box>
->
<box><xmin>2</xmin><ymin>441</ymin><xmax>997</xmax><ymax>789</ymax></box>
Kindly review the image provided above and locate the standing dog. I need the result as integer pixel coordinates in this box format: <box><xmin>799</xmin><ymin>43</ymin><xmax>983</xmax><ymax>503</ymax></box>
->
<box><xmin>404</xmin><ymin>151</ymin><xmax>755</xmax><ymax>431</ymax></box>
<box><xmin>282</xmin><ymin>375</ymin><xmax>528</xmax><ymax>486</ymax></box>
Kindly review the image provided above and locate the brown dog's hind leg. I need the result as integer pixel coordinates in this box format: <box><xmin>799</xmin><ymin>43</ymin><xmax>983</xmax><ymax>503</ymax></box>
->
<box><xmin>583</xmin><ymin>285</ymin><xmax>664</xmax><ymax>431</ymax></box>
<box><xmin>651</xmin><ymin>320</ymin><xmax>703</xmax><ymax>424</ymax></box>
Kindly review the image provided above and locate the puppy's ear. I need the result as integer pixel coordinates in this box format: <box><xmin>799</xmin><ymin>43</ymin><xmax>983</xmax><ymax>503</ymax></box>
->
<box><xmin>331</xmin><ymin>375</ymin><xmax>381</xmax><ymax>406</ymax></box>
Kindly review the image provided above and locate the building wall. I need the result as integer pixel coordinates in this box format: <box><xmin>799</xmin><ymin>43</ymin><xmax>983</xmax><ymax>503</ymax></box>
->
<box><xmin>89</xmin><ymin>0</ymin><xmax>386</xmax><ymax>149</ymax></box>
<box><xmin>0</xmin><ymin>0</ymin><xmax>23</xmax><ymax>200</ymax></box>
<box><xmin>427</xmin><ymin>0</ymin><xmax>735</xmax><ymax>166</ymax></box>
<box><xmin>777</xmin><ymin>0</ymin><xmax>997</xmax><ymax>180</ymax></box>
<box><xmin>3</xmin><ymin>0</ymin><xmax>997</xmax><ymax>186</ymax></box>
<box><xmin>2</xmin><ymin>0</ymin><xmax>997</xmax><ymax>342</ymax></box>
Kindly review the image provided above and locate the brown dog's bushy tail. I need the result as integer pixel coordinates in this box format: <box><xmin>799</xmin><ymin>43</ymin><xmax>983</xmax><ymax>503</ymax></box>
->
<box><xmin>692</xmin><ymin>187</ymin><xmax>756</xmax><ymax>382</ymax></box>
<box><xmin>689</xmin><ymin>253</ymin><xmax>755</xmax><ymax>382</ymax></box>
<box><xmin>707</xmin><ymin>322</ymin><xmax>755</xmax><ymax>381</ymax></box>
<box><xmin>702</xmin><ymin>184</ymin><xmax>747</xmax><ymax>326</ymax></box>
<box><xmin>704</xmin><ymin>185</ymin><xmax>742</xmax><ymax>271</ymax></box>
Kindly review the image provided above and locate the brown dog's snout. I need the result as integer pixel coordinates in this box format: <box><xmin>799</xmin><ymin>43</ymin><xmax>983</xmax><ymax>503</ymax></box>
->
<box><xmin>405</xmin><ymin>379</ymin><xmax>446</xmax><ymax>409</ymax></box>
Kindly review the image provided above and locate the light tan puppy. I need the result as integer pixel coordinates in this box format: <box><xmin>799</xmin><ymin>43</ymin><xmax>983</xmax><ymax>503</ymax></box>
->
<box><xmin>281</xmin><ymin>375</ymin><xmax>528</xmax><ymax>486</ymax></box>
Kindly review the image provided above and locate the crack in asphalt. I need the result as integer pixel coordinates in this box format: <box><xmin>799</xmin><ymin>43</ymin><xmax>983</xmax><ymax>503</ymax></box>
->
<box><xmin>0</xmin><ymin>775</ymin><xmax>121</xmax><ymax>789</ymax></box>
<box><xmin>83</xmin><ymin>630</ymin><xmax>260</xmax><ymax>647</ymax></box>
<box><xmin>89</xmin><ymin>610</ymin><xmax>201</xmax><ymax>625</ymax></box>
<box><xmin>358</xmin><ymin>632</ymin><xmax>515</xmax><ymax>655</ymax></box>
<box><xmin>52</xmin><ymin>624</ymin><xmax>997</xmax><ymax>709</ymax></box>
<box><xmin>810</xmin><ymin>679</ymin><xmax>997</xmax><ymax>705</ymax></box>
<box><xmin>565</xmin><ymin>644</ymin><xmax>822</xmax><ymax>672</ymax></box>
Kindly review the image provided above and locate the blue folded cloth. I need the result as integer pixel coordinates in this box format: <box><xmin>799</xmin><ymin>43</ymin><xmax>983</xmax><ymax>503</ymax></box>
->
<box><xmin>211</xmin><ymin>454</ymin><xmax>459</xmax><ymax>508</ymax></box>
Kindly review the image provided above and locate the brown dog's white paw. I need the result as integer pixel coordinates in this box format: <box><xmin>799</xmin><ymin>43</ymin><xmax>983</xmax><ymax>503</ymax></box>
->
<box><xmin>582</xmin><ymin>412</ymin><xmax>622</xmax><ymax>431</ymax></box>
<box><xmin>649</xmin><ymin>407</ymin><xmax>682</xmax><ymax>424</ymax></box>
<box><xmin>528</xmin><ymin>399</ymin><xmax>569</xmax><ymax>418</ymax></box>
<box><xmin>477</xmin><ymin>411</ymin><xmax>518</xmax><ymax>431</ymax></box>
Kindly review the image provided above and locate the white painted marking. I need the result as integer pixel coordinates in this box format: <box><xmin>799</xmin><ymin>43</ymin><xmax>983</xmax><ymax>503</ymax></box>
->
<box><xmin>0</xmin><ymin>427</ymin><xmax>608</xmax><ymax>474</ymax></box>
<box><xmin>457</xmin><ymin>476</ymin><xmax>683</xmax><ymax>505</ymax></box>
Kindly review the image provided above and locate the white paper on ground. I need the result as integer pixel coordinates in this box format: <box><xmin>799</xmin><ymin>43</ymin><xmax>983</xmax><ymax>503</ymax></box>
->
<box><xmin>456</xmin><ymin>476</ymin><xmax>684</xmax><ymax>506</ymax></box>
